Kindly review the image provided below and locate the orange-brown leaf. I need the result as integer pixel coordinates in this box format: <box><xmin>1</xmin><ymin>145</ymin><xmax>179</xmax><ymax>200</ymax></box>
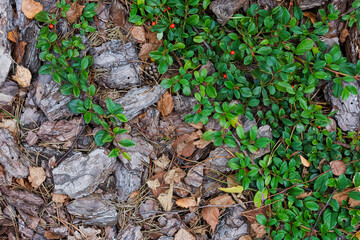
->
<box><xmin>65</xmin><ymin>2</ymin><xmax>85</xmax><ymax>23</ymax></box>
<box><xmin>201</xmin><ymin>207</ymin><xmax>219</xmax><ymax>232</ymax></box>
<box><xmin>303</xmin><ymin>12</ymin><xmax>317</xmax><ymax>24</ymax></box>
<box><xmin>176</xmin><ymin>197</ymin><xmax>197</xmax><ymax>208</ymax></box>
<box><xmin>21</xmin><ymin>0</ymin><xmax>43</xmax><ymax>19</ymax></box>
<box><xmin>158</xmin><ymin>91</ymin><xmax>174</xmax><ymax>117</ymax></box>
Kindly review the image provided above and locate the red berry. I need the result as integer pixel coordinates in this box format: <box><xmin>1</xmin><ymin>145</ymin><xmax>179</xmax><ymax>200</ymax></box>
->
<box><xmin>49</xmin><ymin>24</ymin><xmax>54</xmax><ymax>29</ymax></box>
<box><xmin>170</xmin><ymin>23</ymin><xmax>175</xmax><ymax>29</ymax></box>
<box><xmin>167</xmin><ymin>7</ymin><xmax>170</xmax><ymax>10</ymax></box>
<box><xmin>290</xmin><ymin>1</ymin><xmax>293</xmax><ymax>6</ymax></box>
<box><xmin>223</xmin><ymin>73</ymin><xmax>227</xmax><ymax>78</ymax></box>
<box><xmin>152</xmin><ymin>22</ymin><xmax>156</xmax><ymax>26</ymax></box>
<box><xmin>292</xmin><ymin>85</ymin><xmax>294</xmax><ymax>88</ymax></box>
<box><xmin>230</xmin><ymin>50</ymin><xmax>235</xmax><ymax>55</ymax></box>
<box><xmin>328</xmin><ymin>22</ymin><xmax>331</xmax><ymax>26</ymax></box>
<box><xmin>164</xmin><ymin>8</ymin><xmax>167</xmax><ymax>12</ymax></box>
<box><xmin>317</xmin><ymin>126</ymin><xmax>321</xmax><ymax>129</ymax></box>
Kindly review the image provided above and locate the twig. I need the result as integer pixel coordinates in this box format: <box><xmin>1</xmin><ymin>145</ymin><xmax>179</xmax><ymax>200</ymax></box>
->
<box><xmin>309</xmin><ymin>189</ymin><xmax>337</xmax><ymax>240</ymax></box>
<box><xmin>55</xmin><ymin>116</ymin><xmax>86</xmax><ymax>166</ymax></box>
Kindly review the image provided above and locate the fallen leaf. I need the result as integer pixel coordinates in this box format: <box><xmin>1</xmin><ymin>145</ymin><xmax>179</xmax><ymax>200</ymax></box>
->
<box><xmin>174</xmin><ymin>228</ymin><xmax>196</xmax><ymax>240</ymax></box>
<box><xmin>14</xmin><ymin>41</ymin><xmax>27</xmax><ymax>64</ymax></box>
<box><xmin>330</xmin><ymin>160</ymin><xmax>346</xmax><ymax>176</ymax></box>
<box><xmin>153</xmin><ymin>154</ymin><xmax>170</xmax><ymax>169</ymax></box>
<box><xmin>296</xmin><ymin>192</ymin><xmax>313</xmax><ymax>199</ymax></box>
<box><xmin>95</xmin><ymin>2</ymin><xmax>109</xmax><ymax>22</ymax></box>
<box><xmin>148</xmin><ymin>171</ymin><xmax>169</xmax><ymax>197</ymax></box>
<box><xmin>158</xmin><ymin>91</ymin><xmax>174</xmax><ymax>117</ymax></box>
<box><xmin>68</xmin><ymin>226</ymin><xmax>101</xmax><ymax>240</ymax></box>
<box><xmin>15</xmin><ymin>178</ymin><xmax>32</xmax><ymax>190</ymax></box>
<box><xmin>110</xmin><ymin>1</ymin><xmax>126</xmax><ymax>27</ymax></box>
<box><xmin>250</xmin><ymin>223</ymin><xmax>266</xmax><ymax>238</ymax></box>
<box><xmin>340</xmin><ymin>28</ymin><xmax>349</xmax><ymax>43</ymax></box>
<box><xmin>300</xmin><ymin>155</ymin><xmax>311</xmax><ymax>167</ymax></box>
<box><xmin>164</xmin><ymin>168</ymin><xmax>186</xmax><ymax>184</ymax></box>
<box><xmin>44</xmin><ymin>231</ymin><xmax>62</xmax><ymax>239</ymax></box>
<box><xmin>12</xmin><ymin>65</ymin><xmax>32</xmax><ymax>87</ymax></box>
<box><xmin>209</xmin><ymin>194</ymin><xmax>235</xmax><ymax>208</ymax></box>
<box><xmin>176</xmin><ymin>197</ymin><xmax>197</xmax><ymax>208</ymax></box>
<box><xmin>303</xmin><ymin>12</ymin><xmax>317</xmax><ymax>24</ymax></box>
<box><xmin>0</xmin><ymin>119</ymin><xmax>18</xmax><ymax>135</ymax></box>
<box><xmin>190</xmin><ymin>122</ymin><xmax>203</xmax><ymax>129</ymax></box>
<box><xmin>52</xmin><ymin>193</ymin><xmax>69</xmax><ymax>203</ymax></box>
<box><xmin>188</xmin><ymin>130</ymin><xmax>203</xmax><ymax>141</ymax></box>
<box><xmin>201</xmin><ymin>207</ymin><xmax>219</xmax><ymax>232</ymax></box>
<box><xmin>129</xmin><ymin>190</ymin><xmax>138</xmax><ymax>199</ymax></box>
<box><xmin>66</xmin><ymin>2</ymin><xmax>85</xmax><ymax>23</ymax></box>
<box><xmin>138</xmin><ymin>42</ymin><xmax>161</xmax><ymax>61</ymax></box>
<box><xmin>8</xmin><ymin>30</ymin><xmax>19</xmax><ymax>43</ymax></box>
<box><xmin>28</xmin><ymin>166</ymin><xmax>46</xmax><ymax>189</ymax></box>
<box><xmin>21</xmin><ymin>0</ymin><xmax>43</xmax><ymax>19</ymax></box>
<box><xmin>146</xmin><ymin>178</ymin><xmax>161</xmax><ymax>191</ymax></box>
<box><xmin>242</xmin><ymin>205</ymin><xmax>270</xmax><ymax>223</ymax></box>
<box><xmin>172</xmin><ymin>134</ymin><xmax>195</xmax><ymax>158</ymax></box>
<box><xmin>333</xmin><ymin>189</ymin><xmax>351</xmax><ymax>205</ymax></box>
<box><xmin>193</xmin><ymin>138</ymin><xmax>211</xmax><ymax>149</ymax></box>
<box><xmin>157</xmin><ymin>184</ymin><xmax>173</xmax><ymax>211</ymax></box>
<box><xmin>131</xmin><ymin>26</ymin><xmax>146</xmax><ymax>43</ymax></box>
<box><xmin>219</xmin><ymin>186</ymin><xmax>244</xmax><ymax>194</ymax></box>
<box><xmin>239</xmin><ymin>236</ymin><xmax>252</xmax><ymax>240</ymax></box>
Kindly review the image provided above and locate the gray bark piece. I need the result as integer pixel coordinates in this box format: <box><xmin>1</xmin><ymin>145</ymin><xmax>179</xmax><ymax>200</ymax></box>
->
<box><xmin>184</xmin><ymin>165</ymin><xmax>204</xmax><ymax>188</ymax></box>
<box><xmin>210</xmin><ymin>0</ymin><xmax>248</xmax><ymax>25</ymax></box>
<box><xmin>115</xmin><ymin>161</ymin><xmax>142</xmax><ymax>202</ymax></box>
<box><xmin>0</xmin><ymin>128</ymin><xmax>29</xmax><ymax>178</ymax></box>
<box><xmin>117</xmin><ymin>225</ymin><xmax>143</xmax><ymax>240</ymax></box>
<box><xmin>173</xmin><ymin>96</ymin><xmax>198</xmax><ymax>119</ymax></box>
<box><xmin>21</xmin><ymin>21</ymin><xmax>41</xmax><ymax>74</ymax></box>
<box><xmin>207</xmin><ymin>147</ymin><xmax>232</xmax><ymax>173</ymax></box>
<box><xmin>0</xmin><ymin>0</ymin><xmax>12</xmax><ymax>86</ymax></box>
<box><xmin>91</xmin><ymin>41</ymin><xmax>140</xmax><ymax>89</ymax></box>
<box><xmin>239</xmin><ymin>115</ymin><xmax>257</xmax><ymax>133</ymax></box>
<box><xmin>37</xmin><ymin>74</ymin><xmax>74</xmax><ymax>121</ymax></box>
<box><xmin>345</xmin><ymin>28</ymin><xmax>360</xmax><ymax>64</ymax></box>
<box><xmin>249</xmin><ymin>125</ymin><xmax>272</xmax><ymax>160</ymax></box>
<box><xmin>214</xmin><ymin>207</ymin><xmax>248</xmax><ymax>240</ymax></box>
<box><xmin>321</xmin><ymin>37</ymin><xmax>340</xmax><ymax>53</ymax></box>
<box><xmin>0</xmin><ymin>81</ymin><xmax>18</xmax><ymax>106</ymax></box>
<box><xmin>298</xmin><ymin>0</ymin><xmax>326</xmax><ymax>10</ymax></box>
<box><xmin>324</xmin><ymin>81</ymin><xmax>360</xmax><ymax>131</ymax></box>
<box><xmin>114</xmin><ymin>85</ymin><xmax>166</xmax><ymax>121</ymax></box>
<box><xmin>53</xmin><ymin>148</ymin><xmax>116</xmax><ymax>198</ymax></box>
<box><xmin>67</xmin><ymin>194</ymin><xmax>118</xmax><ymax>226</ymax></box>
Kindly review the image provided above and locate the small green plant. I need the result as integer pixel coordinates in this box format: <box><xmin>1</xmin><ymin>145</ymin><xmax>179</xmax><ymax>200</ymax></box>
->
<box><xmin>35</xmin><ymin>2</ymin><xmax>134</xmax><ymax>159</ymax></box>
<box><xmin>130</xmin><ymin>0</ymin><xmax>360</xmax><ymax>239</ymax></box>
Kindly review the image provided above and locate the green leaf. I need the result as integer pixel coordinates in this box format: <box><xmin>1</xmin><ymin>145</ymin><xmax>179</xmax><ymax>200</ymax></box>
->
<box><xmin>256</xmin><ymin>214</ymin><xmax>267</xmax><ymax>225</ymax></box>
<box><xmin>206</xmin><ymin>85</ymin><xmax>217</xmax><ymax>98</ymax></box>
<box><xmin>84</xmin><ymin>112</ymin><xmax>92</xmax><ymax>124</ymax></box>
<box><xmin>89</xmin><ymin>84</ymin><xmax>96</xmax><ymax>96</ymax></box>
<box><xmin>108</xmin><ymin>148</ymin><xmax>120</xmax><ymax>158</ymax></box>
<box><xmin>224</xmin><ymin>136</ymin><xmax>237</xmax><ymax>148</ymax></box>
<box><xmin>174</xmin><ymin>42</ymin><xmax>185</xmax><ymax>49</ymax></box>
<box><xmin>119</xmin><ymin>139</ymin><xmax>136</xmax><ymax>147</ymax></box>
<box><xmin>186</xmin><ymin>15</ymin><xmax>199</xmax><ymax>26</ymax></box>
<box><xmin>288</xmin><ymin>187</ymin><xmax>305</xmax><ymax>196</ymax></box>
<box><xmin>38</xmin><ymin>64</ymin><xmax>53</xmax><ymax>74</ymax></box>
<box><xmin>203</xmin><ymin>130</ymin><xmax>216</xmax><ymax>141</ymax></box>
<box><xmin>352</xmin><ymin>0</ymin><xmax>360</xmax><ymax>8</ymax></box>
<box><xmin>93</xmin><ymin>104</ymin><xmax>105</xmax><ymax>115</ymax></box>
<box><xmin>254</xmin><ymin>137</ymin><xmax>271</xmax><ymax>148</ymax></box>
<box><xmin>314</xmin><ymin>71</ymin><xmax>327</xmax><ymax>79</ymax></box>
<box><xmin>295</xmin><ymin>39</ymin><xmax>314</xmax><ymax>55</ymax></box>
<box><xmin>256</xmin><ymin>46</ymin><xmax>272</xmax><ymax>55</ymax></box>
<box><xmin>81</xmin><ymin>57</ymin><xmax>89</xmax><ymax>70</ymax></box>
<box><xmin>346</xmin><ymin>85</ymin><xmax>358</xmax><ymax>95</ymax></box>
<box><xmin>354</xmin><ymin>172</ymin><xmax>360</xmax><ymax>187</ymax></box>
<box><xmin>116</xmin><ymin>114</ymin><xmax>128</xmax><ymax>122</ymax></box>
<box><xmin>305</xmin><ymin>201</ymin><xmax>319</xmax><ymax>211</ymax></box>
<box><xmin>349</xmin><ymin>191</ymin><xmax>360</xmax><ymax>201</ymax></box>
<box><xmin>106</xmin><ymin>98</ymin><xmax>116</xmax><ymax>114</ymax></box>
<box><xmin>67</xmin><ymin>99</ymin><xmax>84</xmax><ymax>114</ymax></box>
<box><xmin>294</xmin><ymin>5</ymin><xmax>303</xmax><ymax>20</ymax></box>
<box><xmin>236</xmin><ymin>126</ymin><xmax>245</xmax><ymax>139</ymax></box>
<box><xmin>341</xmin><ymin>87</ymin><xmax>350</xmax><ymax>100</ymax></box>
<box><xmin>94</xmin><ymin>130</ymin><xmax>108</xmax><ymax>146</ymax></box>
<box><xmin>35</xmin><ymin>11</ymin><xmax>50</xmax><ymax>22</ymax></box>
<box><xmin>158</xmin><ymin>61</ymin><xmax>168</xmax><ymax>74</ymax></box>
<box><xmin>122</xmin><ymin>151</ymin><xmax>132</xmax><ymax>160</ymax></box>
<box><xmin>60</xmin><ymin>84</ymin><xmax>73</xmax><ymax>95</ymax></box>
<box><xmin>250</xmin><ymin>125</ymin><xmax>258</xmax><ymax>142</ymax></box>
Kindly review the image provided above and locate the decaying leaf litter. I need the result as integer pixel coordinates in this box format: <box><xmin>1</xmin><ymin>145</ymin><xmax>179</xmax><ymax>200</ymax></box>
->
<box><xmin>1</xmin><ymin>0</ymin><xmax>360</xmax><ymax>239</ymax></box>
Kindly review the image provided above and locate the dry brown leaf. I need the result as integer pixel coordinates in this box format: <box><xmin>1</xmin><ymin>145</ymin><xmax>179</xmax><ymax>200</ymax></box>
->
<box><xmin>149</xmin><ymin>172</ymin><xmax>169</xmax><ymax>197</ymax></box>
<box><xmin>146</xmin><ymin>178</ymin><xmax>161</xmax><ymax>191</ymax></box>
<box><xmin>68</xmin><ymin>226</ymin><xmax>101</xmax><ymax>240</ymax></box>
<box><xmin>66</xmin><ymin>2</ymin><xmax>85</xmax><ymax>23</ymax></box>
<box><xmin>190</xmin><ymin>122</ymin><xmax>203</xmax><ymax>129</ymax></box>
<box><xmin>15</xmin><ymin>178</ymin><xmax>32</xmax><ymax>190</ymax></box>
<box><xmin>201</xmin><ymin>207</ymin><xmax>219</xmax><ymax>232</ymax></box>
<box><xmin>8</xmin><ymin>30</ymin><xmax>19</xmax><ymax>43</ymax></box>
<box><xmin>164</xmin><ymin>168</ymin><xmax>186</xmax><ymax>184</ymax></box>
<box><xmin>227</xmin><ymin>174</ymin><xmax>238</xmax><ymax>187</ymax></box>
<box><xmin>174</xmin><ymin>228</ymin><xmax>196</xmax><ymax>240</ymax></box>
<box><xmin>157</xmin><ymin>184</ymin><xmax>173</xmax><ymax>211</ymax></box>
<box><xmin>52</xmin><ymin>193</ymin><xmax>69</xmax><ymax>203</ymax></box>
<box><xmin>22</xmin><ymin>0</ymin><xmax>43</xmax><ymax>19</ymax></box>
<box><xmin>303</xmin><ymin>12</ymin><xmax>317</xmax><ymax>24</ymax></box>
<box><xmin>176</xmin><ymin>197</ymin><xmax>197</xmax><ymax>208</ymax></box>
<box><xmin>158</xmin><ymin>91</ymin><xmax>174</xmax><ymax>117</ymax></box>
<box><xmin>95</xmin><ymin>2</ymin><xmax>109</xmax><ymax>22</ymax></box>
<box><xmin>296</xmin><ymin>192</ymin><xmax>313</xmax><ymax>199</ymax></box>
<box><xmin>44</xmin><ymin>231</ymin><xmax>62</xmax><ymax>239</ymax></box>
<box><xmin>242</xmin><ymin>205</ymin><xmax>270</xmax><ymax>223</ymax></box>
<box><xmin>28</xmin><ymin>166</ymin><xmax>46</xmax><ymax>189</ymax></box>
<box><xmin>110</xmin><ymin>1</ymin><xmax>126</xmax><ymax>27</ymax></box>
<box><xmin>239</xmin><ymin>236</ymin><xmax>252</xmax><ymax>240</ymax></box>
<box><xmin>13</xmin><ymin>65</ymin><xmax>32</xmax><ymax>87</ymax></box>
<box><xmin>340</xmin><ymin>28</ymin><xmax>349</xmax><ymax>43</ymax></box>
<box><xmin>188</xmin><ymin>130</ymin><xmax>203</xmax><ymax>141</ymax></box>
<box><xmin>250</xmin><ymin>223</ymin><xmax>266</xmax><ymax>238</ymax></box>
<box><xmin>193</xmin><ymin>138</ymin><xmax>211</xmax><ymax>149</ymax></box>
<box><xmin>0</xmin><ymin>119</ymin><xmax>18</xmax><ymax>135</ymax></box>
<box><xmin>131</xmin><ymin>26</ymin><xmax>146</xmax><ymax>43</ymax></box>
<box><xmin>300</xmin><ymin>155</ymin><xmax>311</xmax><ymax>167</ymax></box>
<box><xmin>173</xmin><ymin>134</ymin><xmax>195</xmax><ymax>157</ymax></box>
<box><xmin>333</xmin><ymin>189</ymin><xmax>351</xmax><ymax>205</ymax></box>
<box><xmin>153</xmin><ymin>154</ymin><xmax>170</xmax><ymax>169</ymax></box>
<box><xmin>139</xmin><ymin>42</ymin><xmax>161</xmax><ymax>61</ymax></box>
<box><xmin>14</xmin><ymin>41</ymin><xmax>27</xmax><ymax>64</ymax></box>
<box><xmin>330</xmin><ymin>160</ymin><xmax>346</xmax><ymax>176</ymax></box>
<box><xmin>209</xmin><ymin>194</ymin><xmax>235</xmax><ymax>208</ymax></box>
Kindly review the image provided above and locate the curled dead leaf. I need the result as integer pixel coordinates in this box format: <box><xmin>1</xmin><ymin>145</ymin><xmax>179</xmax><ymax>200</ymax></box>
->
<box><xmin>157</xmin><ymin>184</ymin><xmax>173</xmax><ymax>211</ymax></box>
<box><xmin>176</xmin><ymin>197</ymin><xmax>197</xmax><ymax>208</ymax></box>
<box><xmin>209</xmin><ymin>194</ymin><xmax>235</xmax><ymax>208</ymax></box>
<box><xmin>300</xmin><ymin>155</ymin><xmax>310</xmax><ymax>167</ymax></box>
<box><xmin>340</xmin><ymin>28</ymin><xmax>349</xmax><ymax>43</ymax></box>
<box><xmin>330</xmin><ymin>160</ymin><xmax>346</xmax><ymax>176</ymax></box>
<box><xmin>201</xmin><ymin>207</ymin><xmax>219</xmax><ymax>232</ymax></box>
<box><xmin>66</xmin><ymin>2</ymin><xmax>85</xmax><ymax>23</ymax></box>
<box><xmin>131</xmin><ymin>26</ymin><xmax>146</xmax><ymax>43</ymax></box>
<box><xmin>12</xmin><ymin>65</ymin><xmax>32</xmax><ymax>87</ymax></box>
<box><xmin>146</xmin><ymin>178</ymin><xmax>161</xmax><ymax>191</ymax></box>
<box><xmin>158</xmin><ymin>91</ymin><xmax>174</xmax><ymax>117</ymax></box>
<box><xmin>164</xmin><ymin>168</ymin><xmax>186</xmax><ymax>184</ymax></box>
<box><xmin>303</xmin><ymin>12</ymin><xmax>317</xmax><ymax>24</ymax></box>
<box><xmin>250</xmin><ymin>223</ymin><xmax>266</xmax><ymax>238</ymax></box>
<box><xmin>22</xmin><ymin>0</ymin><xmax>43</xmax><ymax>19</ymax></box>
<box><xmin>28</xmin><ymin>166</ymin><xmax>46</xmax><ymax>189</ymax></box>
<box><xmin>52</xmin><ymin>193</ymin><xmax>69</xmax><ymax>203</ymax></box>
<box><xmin>8</xmin><ymin>30</ymin><xmax>19</xmax><ymax>43</ymax></box>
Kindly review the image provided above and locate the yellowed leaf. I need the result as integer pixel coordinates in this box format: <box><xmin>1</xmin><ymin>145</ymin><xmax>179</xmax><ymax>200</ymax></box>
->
<box><xmin>219</xmin><ymin>186</ymin><xmax>244</xmax><ymax>193</ymax></box>
<box><xmin>22</xmin><ymin>0</ymin><xmax>43</xmax><ymax>19</ymax></box>
<box><xmin>146</xmin><ymin>178</ymin><xmax>161</xmax><ymax>191</ymax></box>
<box><xmin>300</xmin><ymin>155</ymin><xmax>310</xmax><ymax>167</ymax></box>
<box><xmin>157</xmin><ymin>184</ymin><xmax>173</xmax><ymax>211</ymax></box>
<box><xmin>12</xmin><ymin>65</ymin><xmax>32</xmax><ymax>87</ymax></box>
<box><xmin>28</xmin><ymin>166</ymin><xmax>46</xmax><ymax>189</ymax></box>
<box><xmin>176</xmin><ymin>197</ymin><xmax>197</xmax><ymax>208</ymax></box>
<box><xmin>201</xmin><ymin>207</ymin><xmax>219</xmax><ymax>232</ymax></box>
<box><xmin>158</xmin><ymin>91</ymin><xmax>174</xmax><ymax>117</ymax></box>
